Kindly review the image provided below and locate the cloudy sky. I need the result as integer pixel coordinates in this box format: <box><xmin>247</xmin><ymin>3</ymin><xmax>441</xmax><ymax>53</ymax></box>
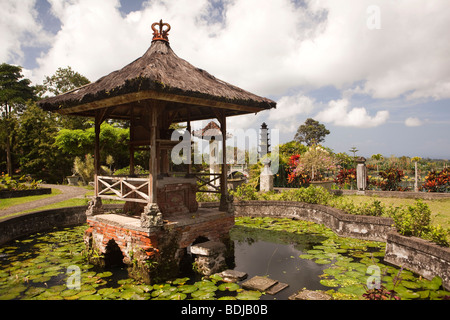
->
<box><xmin>2</xmin><ymin>0</ymin><xmax>450</xmax><ymax>159</ymax></box>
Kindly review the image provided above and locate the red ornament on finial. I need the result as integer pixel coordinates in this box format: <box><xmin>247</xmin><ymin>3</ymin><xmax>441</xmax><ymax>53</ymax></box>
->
<box><xmin>152</xmin><ymin>19</ymin><xmax>171</xmax><ymax>42</ymax></box>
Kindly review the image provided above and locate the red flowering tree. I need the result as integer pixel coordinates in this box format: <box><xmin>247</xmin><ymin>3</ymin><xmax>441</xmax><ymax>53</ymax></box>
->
<box><xmin>287</xmin><ymin>154</ymin><xmax>311</xmax><ymax>186</ymax></box>
<box><xmin>287</xmin><ymin>145</ymin><xmax>338</xmax><ymax>184</ymax></box>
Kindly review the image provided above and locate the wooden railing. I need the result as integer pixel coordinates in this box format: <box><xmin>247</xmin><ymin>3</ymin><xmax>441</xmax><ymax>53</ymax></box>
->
<box><xmin>97</xmin><ymin>176</ymin><xmax>150</xmax><ymax>203</ymax></box>
<box><xmin>193</xmin><ymin>173</ymin><xmax>222</xmax><ymax>193</ymax></box>
<box><xmin>97</xmin><ymin>173</ymin><xmax>223</xmax><ymax>203</ymax></box>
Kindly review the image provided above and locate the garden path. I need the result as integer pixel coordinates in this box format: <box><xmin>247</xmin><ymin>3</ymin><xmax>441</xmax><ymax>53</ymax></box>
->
<box><xmin>0</xmin><ymin>184</ymin><xmax>87</xmax><ymax>219</ymax></box>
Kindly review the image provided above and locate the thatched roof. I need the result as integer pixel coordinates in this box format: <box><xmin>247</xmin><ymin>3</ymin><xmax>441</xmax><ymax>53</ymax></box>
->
<box><xmin>192</xmin><ymin>120</ymin><xmax>232</xmax><ymax>140</ymax></box>
<box><xmin>38</xmin><ymin>25</ymin><xmax>276</xmax><ymax>122</ymax></box>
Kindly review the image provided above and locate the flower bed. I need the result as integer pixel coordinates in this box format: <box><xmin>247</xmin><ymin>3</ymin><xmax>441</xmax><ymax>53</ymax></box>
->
<box><xmin>0</xmin><ymin>174</ymin><xmax>45</xmax><ymax>198</ymax></box>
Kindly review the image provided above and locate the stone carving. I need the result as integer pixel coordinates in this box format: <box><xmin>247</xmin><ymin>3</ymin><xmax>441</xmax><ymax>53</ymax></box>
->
<box><xmin>85</xmin><ymin>197</ymin><xmax>104</xmax><ymax>216</ymax></box>
<box><xmin>140</xmin><ymin>203</ymin><xmax>163</xmax><ymax>228</ymax></box>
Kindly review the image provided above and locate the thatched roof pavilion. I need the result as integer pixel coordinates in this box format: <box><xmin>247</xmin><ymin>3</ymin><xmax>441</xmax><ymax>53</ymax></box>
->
<box><xmin>38</xmin><ymin>20</ymin><xmax>276</xmax><ymax>226</ymax></box>
<box><xmin>38</xmin><ymin>23</ymin><xmax>275</xmax><ymax>121</ymax></box>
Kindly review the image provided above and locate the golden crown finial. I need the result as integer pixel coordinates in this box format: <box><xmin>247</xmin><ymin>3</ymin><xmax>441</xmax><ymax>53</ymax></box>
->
<box><xmin>151</xmin><ymin>19</ymin><xmax>171</xmax><ymax>42</ymax></box>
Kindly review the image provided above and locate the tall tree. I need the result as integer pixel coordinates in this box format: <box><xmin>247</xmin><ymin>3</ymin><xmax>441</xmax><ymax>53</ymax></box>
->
<box><xmin>0</xmin><ymin>63</ymin><xmax>35</xmax><ymax>175</ymax></box>
<box><xmin>16</xmin><ymin>103</ymin><xmax>71</xmax><ymax>182</ymax></box>
<box><xmin>36</xmin><ymin>66</ymin><xmax>90</xmax><ymax>97</ymax></box>
<box><xmin>294</xmin><ymin>118</ymin><xmax>330</xmax><ymax>146</ymax></box>
<box><xmin>36</xmin><ymin>66</ymin><xmax>91</xmax><ymax>130</ymax></box>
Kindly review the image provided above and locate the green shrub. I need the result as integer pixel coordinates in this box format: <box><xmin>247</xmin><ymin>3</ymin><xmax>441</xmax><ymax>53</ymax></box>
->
<box><xmin>229</xmin><ymin>183</ymin><xmax>260</xmax><ymax>201</ymax></box>
<box><xmin>389</xmin><ymin>199</ymin><xmax>449</xmax><ymax>247</ymax></box>
<box><xmin>390</xmin><ymin>199</ymin><xmax>431</xmax><ymax>237</ymax></box>
<box><xmin>0</xmin><ymin>174</ymin><xmax>41</xmax><ymax>191</ymax></box>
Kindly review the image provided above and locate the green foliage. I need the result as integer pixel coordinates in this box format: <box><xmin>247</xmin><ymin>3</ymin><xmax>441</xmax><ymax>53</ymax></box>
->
<box><xmin>73</xmin><ymin>154</ymin><xmax>95</xmax><ymax>185</ymax></box>
<box><xmin>0</xmin><ymin>63</ymin><xmax>35</xmax><ymax>176</ymax></box>
<box><xmin>422</xmin><ymin>225</ymin><xmax>450</xmax><ymax>247</ymax></box>
<box><xmin>55</xmin><ymin>122</ymin><xmax>130</xmax><ymax>170</ymax></box>
<box><xmin>422</xmin><ymin>168</ymin><xmax>450</xmax><ymax>193</ymax></box>
<box><xmin>390</xmin><ymin>199</ymin><xmax>449</xmax><ymax>246</ymax></box>
<box><xmin>15</xmin><ymin>103</ymin><xmax>71</xmax><ymax>182</ymax></box>
<box><xmin>230</xmin><ymin>183</ymin><xmax>260</xmax><ymax>201</ymax></box>
<box><xmin>0</xmin><ymin>173</ymin><xmax>41</xmax><ymax>191</ymax></box>
<box><xmin>280</xmin><ymin>185</ymin><xmax>333</xmax><ymax>204</ymax></box>
<box><xmin>375</xmin><ymin>167</ymin><xmax>405</xmax><ymax>191</ymax></box>
<box><xmin>294</xmin><ymin>118</ymin><xmax>330</xmax><ymax>146</ymax></box>
<box><xmin>390</xmin><ymin>199</ymin><xmax>431</xmax><ymax>237</ymax></box>
<box><xmin>37</xmin><ymin>66</ymin><xmax>90</xmax><ymax>98</ymax></box>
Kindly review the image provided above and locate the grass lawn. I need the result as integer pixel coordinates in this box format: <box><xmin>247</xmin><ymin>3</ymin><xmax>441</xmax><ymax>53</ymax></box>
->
<box><xmin>0</xmin><ymin>188</ymin><xmax>63</xmax><ymax>210</ymax></box>
<box><xmin>344</xmin><ymin>194</ymin><xmax>450</xmax><ymax>229</ymax></box>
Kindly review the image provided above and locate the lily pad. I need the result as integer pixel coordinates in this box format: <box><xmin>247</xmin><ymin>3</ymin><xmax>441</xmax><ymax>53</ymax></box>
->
<box><xmin>218</xmin><ymin>296</ymin><xmax>237</xmax><ymax>300</ymax></box>
<box><xmin>169</xmin><ymin>292</ymin><xmax>187</xmax><ymax>300</ymax></box>
<box><xmin>218</xmin><ymin>282</ymin><xmax>240</xmax><ymax>291</ymax></box>
<box><xmin>172</xmin><ymin>277</ymin><xmax>190</xmax><ymax>285</ymax></box>
<box><xmin>179</xmin><ymin>285</ymin><xmax>198</xmax><ymax>294</ymax></box>
<box><xmin>338</xmin><ymin>284</ymin><xmax>366</xmax><ymax>297</ymax></box>
<box><xmin>98</xmin><ymin>288</ymin><xmax>116</xmax><ymax>296</ymax></box>
<box><xmin>191</xmin><ymin>290</ymin><xmax>216</xmax><ymax>300</ymax></box>
<box><xmin>323</xmin><ymin>267</ymin><xmax>344</xmax><ymax>277</ymax></box>
<box><xmin>314</xmin><ymin>259</ymin><xmax>331</xmax><ymax>265</ymax></box>
<box><xmin>80</xmin><ymin>294</ymin><xmax>102</xmax><ymax>300</ymax></box>
<box><xmin>402</xmin><ymin>280</ymin><xmax>422</xmax><ymax>290</ymax></box>
<box><xmin>235</xmin><ymin>290</ymin><xmax>262</xmax><ymax>300</ymax></box>
<box><xmin>320</xmin><ymin>279</ymin><xmax>339</xmax><ymax>287</ymax></box>
<box><xmin>97</xmin><ymin>271</ymin><xmax>113</xmax><ymax>278</ymax></box>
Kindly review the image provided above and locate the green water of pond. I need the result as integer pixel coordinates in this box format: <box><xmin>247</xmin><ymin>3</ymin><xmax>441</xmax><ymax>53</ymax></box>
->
<box><xmin>0</xmin><ymin>217</ymin><xmax>449</xmax><ymax>300</ymax></box>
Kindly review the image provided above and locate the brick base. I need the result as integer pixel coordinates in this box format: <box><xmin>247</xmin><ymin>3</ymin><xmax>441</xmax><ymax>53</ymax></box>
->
<box><xmin>84</xmin><ymin>210</ymin><xmax>234</xmax><ymax>283</ymax></box>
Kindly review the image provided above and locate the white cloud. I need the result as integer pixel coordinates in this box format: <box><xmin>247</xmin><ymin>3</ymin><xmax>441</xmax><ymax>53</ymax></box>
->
<box><xmin>0</xmin><ymin>0</ymin><xmax>51</xmax><ymax>65</ymax></box>
<box><xmin>404</xmin><ymin>117</ymin><xmax>423</xmax><ymax>127</ymax></box>
<box><xmin>10</xmin><ymin>0</ymin><xmax>448</xmax><ymax>104</ymax></box>
<box><xmin>268</xmin><ymin>93</ymin><xmax>317</xmax><ymax>133</ymax></box>
<box><xmin>315</xmin><ymin>99</ymin><xmax>389</xmax><ymax>128</ymax></box>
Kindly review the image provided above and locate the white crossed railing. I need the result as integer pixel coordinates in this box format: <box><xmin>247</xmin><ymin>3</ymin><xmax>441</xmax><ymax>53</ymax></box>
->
<box><xmin>97</xmin><ymin>176</ymin><xmax>150</xmax><ymax>203</ymax></box>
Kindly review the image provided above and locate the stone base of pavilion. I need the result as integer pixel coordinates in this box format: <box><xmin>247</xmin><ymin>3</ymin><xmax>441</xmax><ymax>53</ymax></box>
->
<box><xmin>83</xmin><ymin>207</ymin><xmax>235</xmax><ymax>284</ymax></box>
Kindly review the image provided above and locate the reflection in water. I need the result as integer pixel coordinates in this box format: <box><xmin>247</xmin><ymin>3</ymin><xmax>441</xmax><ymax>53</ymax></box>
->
<box><xmin>230</xmin><ymin>226</ymin><xmax>330</xmax><ymax>300</ymax></box>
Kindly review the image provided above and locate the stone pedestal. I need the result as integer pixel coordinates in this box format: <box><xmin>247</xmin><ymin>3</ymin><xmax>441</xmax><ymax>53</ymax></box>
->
<box><xmin>190</xmin><ymin>241</ymin><xmax>227</xmax><ymax>276</ymax></box>
<box><xmin>260</xmin><ymin>158</ymin><xmax>274</xmax><ymax>192</ymax></box>
<box><xmin>356</xmin><ymin>157</ymin><xmax>367</xmax><ymax>193</ymax></box>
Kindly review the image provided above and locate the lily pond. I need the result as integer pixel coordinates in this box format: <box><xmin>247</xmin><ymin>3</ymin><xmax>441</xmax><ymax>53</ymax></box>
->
<box><xmin>0</xmin><ymin>217</ymin><xmax>449</xmax><ymax>300</ymax></box>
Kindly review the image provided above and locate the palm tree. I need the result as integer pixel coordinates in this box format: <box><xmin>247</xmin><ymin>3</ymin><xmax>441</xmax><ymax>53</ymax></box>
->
<box><xmin>371</xmin><ymin>153</ymin><xmax>384</xmax><ymax>172</ymax></box>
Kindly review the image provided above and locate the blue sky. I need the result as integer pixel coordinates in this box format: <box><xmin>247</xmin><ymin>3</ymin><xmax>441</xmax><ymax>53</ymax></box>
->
<box><xmin>2</xmin><ymin>0</ymin><xmax>449</xmax><ymax>159</ymax></box>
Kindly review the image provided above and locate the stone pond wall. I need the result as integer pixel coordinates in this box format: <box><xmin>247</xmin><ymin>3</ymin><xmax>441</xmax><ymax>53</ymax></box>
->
<box><xmin>385</xmin><ymin>232</ymin><xmax>450</xmax><ymax>290</ymax></box>
<box><xmin>0</xmin><ymin>204</ymin><xmax>121</xmax><ymax>246</ymax></box>
<box><xmin>0</xmin><ymin>206</ymin><xmax>88</xmax><ymax>246</ymax></box>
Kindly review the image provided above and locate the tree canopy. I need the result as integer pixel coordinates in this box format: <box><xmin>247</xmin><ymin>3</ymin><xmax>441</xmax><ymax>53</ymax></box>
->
<box><xmin>0</xmin><ymin>63</ymin><xmax>35</xmax><ymax>175</ymax></box>
<box><xmin>35</xmin><ymin>66</ymin><xmax>90</xmax><ymax>98</ymax></box>
<box><xmin>294</xmin><ymin>118</ymin><xmax>330</xmax><ymax>146</ymax></box>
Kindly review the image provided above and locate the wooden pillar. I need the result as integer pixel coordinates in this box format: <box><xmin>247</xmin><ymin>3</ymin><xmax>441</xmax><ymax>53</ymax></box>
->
<box><xmin>218</xmin><ymin>109</ymin><xmax>228</xmax><ymax>211</ymax></box>
<box><xmin>148</xmin><ymin>106</ymin><xmax>158</xmax><ymax>203</ymax></box>
<box><xmin>94</xmin><ymin>110</ymin><xmax>102</xmax><ymax>198</ymax></box>
<box><xmin>129</xmin><ymin>106</ymin><xmax>135</xmax><ymax>176</ymax></box>
<box><xmin>187</xmin><ymin>116</ymin><xmax>192</xmax><ymax>175</ymax></box>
